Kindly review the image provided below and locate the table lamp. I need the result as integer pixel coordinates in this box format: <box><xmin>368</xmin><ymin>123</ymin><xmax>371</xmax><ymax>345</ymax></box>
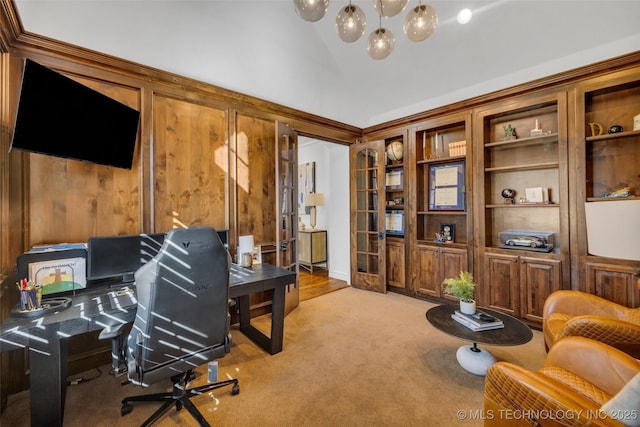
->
<box><xmin>305</xmin><ymin>193</ymin><xmax>324</xmax><ymax>230</ymax></box>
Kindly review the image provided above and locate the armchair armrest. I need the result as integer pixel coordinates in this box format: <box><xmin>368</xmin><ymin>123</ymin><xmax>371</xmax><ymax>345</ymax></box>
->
<box><xmin>558</xmin><ymin>316</ymin><xmax>640</xmax><ymax>347</ymax></box>
<box><xmin>544</xmin><ymin>291</ymin><xmax>629</xmax><ymax>320</ymax></box>
<box><xmin>485</xmin><ymin>362</ymin><xmax>623</xmax><ymax>427</ymax></box>
<box><xmin>546</xmin><ymin>337</ymin><xmax>640</xmax><ymax>397</ymax></box>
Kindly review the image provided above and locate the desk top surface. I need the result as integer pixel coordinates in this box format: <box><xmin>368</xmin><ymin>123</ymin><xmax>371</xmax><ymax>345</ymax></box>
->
<box><xmin>0</xmin><ymin>263</ymin><xmax>296</xmax><ymax>350</ymax></box>
<box><xmin>425</xmin><ymin>304</ymin><xmax>532</xmax><ymax>346</ymax></box>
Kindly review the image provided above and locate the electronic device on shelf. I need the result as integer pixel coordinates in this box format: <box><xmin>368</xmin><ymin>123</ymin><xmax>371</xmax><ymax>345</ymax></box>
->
<box><xmin>87</xmin><ymin>233</ymin><xmax>166</xmax><ymax>284</ymax></box>
<box><xmin>10</xmin><ymin>58</ymin><xmax>140</xmax><ymax>169</ymax></box>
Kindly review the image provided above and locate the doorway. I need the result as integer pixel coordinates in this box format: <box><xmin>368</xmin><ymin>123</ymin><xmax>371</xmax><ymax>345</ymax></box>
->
<box><xmin>297</xmin><ymin>137</ymin><xmax>351</xmax><ymax>288</ymax></box>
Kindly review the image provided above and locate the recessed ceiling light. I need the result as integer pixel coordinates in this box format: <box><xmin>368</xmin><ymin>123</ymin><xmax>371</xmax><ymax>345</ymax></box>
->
<box><xmin>457</xmin><ymin>8</ymin><xmax>472</xmax><ymax>25</ymax></box>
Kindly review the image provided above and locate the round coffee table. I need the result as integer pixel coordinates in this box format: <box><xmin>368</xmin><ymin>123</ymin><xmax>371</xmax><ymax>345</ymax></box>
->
<box><xmin>426</xmin><ymin>304</ymin><xmax>533</xmax><ymax>375</ymax></box>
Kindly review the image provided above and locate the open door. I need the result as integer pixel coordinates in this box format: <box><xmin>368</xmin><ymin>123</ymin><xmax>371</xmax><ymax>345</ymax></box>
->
<box><xmin>276</xmin><ymin>121</ymin><xmax>299</xmax><ymax>314</ymax></box>
<box><xmin>350</xmin><ymin>140</ymin><xmax>386</xmax><ymax>293</ymax></box>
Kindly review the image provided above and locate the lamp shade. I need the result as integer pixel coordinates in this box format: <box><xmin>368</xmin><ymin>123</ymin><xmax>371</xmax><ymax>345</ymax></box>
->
<box><xmin>367</xmin><ymin>28</ymin><xmax>395</xmax><ymax>60</ymax></box>
<box><xmin>305</xmin><ymin>193</ymin><xmax>324</xmax><ymax>207</ymax></box>
<box><xmin>404</xmin><ymin>4</ymin><xmax>438</xmax><ymax>42</ymax></box>
<box><xmin>373</xmin><ymin>0</ymin><xmax>408</xmax><ymax>18</ymax></box>
<box><xmin>294</xmin><ymin>0</ymin><xmax>329</xmax><ymax>22</ymax></box>
<box><xmin>584</xmin><ymin>200</ymin><xmax>640</xmax><ymax>261</ymax></box>
<box><xmin>336</xmin><ymin>4</ymin><xmax>367</xmax><ymax>43</ymax></box>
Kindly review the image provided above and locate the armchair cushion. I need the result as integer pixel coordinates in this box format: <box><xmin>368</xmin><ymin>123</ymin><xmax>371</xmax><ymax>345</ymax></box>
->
<box><xmin>600</xmin><ymin>373</ymin><xmax>640</xmax><ymax>427</ymax></box>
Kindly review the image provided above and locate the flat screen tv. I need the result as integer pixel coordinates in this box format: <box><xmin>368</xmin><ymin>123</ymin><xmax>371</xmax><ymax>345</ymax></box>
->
<box><xmin>10</xmin><ymin>59</ymin><xmax>140</xmax><ymax>169</ymax></box>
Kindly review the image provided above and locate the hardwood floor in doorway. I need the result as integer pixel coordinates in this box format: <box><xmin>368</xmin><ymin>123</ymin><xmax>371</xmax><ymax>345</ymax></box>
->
<box><xmin>299</xmin><ymin>269</ymin><xmax>348</xmax><ymax>302</ymax></box>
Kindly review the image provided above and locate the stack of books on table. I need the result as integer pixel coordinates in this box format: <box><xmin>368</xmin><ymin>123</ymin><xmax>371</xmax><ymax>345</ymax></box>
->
<box><xmin>452</xmin><ymin>310</ymin><xmax>504</xmax><ymax>331</ymax></box>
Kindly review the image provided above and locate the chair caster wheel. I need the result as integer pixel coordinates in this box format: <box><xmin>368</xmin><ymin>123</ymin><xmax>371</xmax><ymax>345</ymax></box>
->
<box><xmin>232</xmin><ymin>384</ymin><xmax>240</xmax><ymax>395</ymax></box>
<box><xmin>121</xmin><ymin>403</ymin><xmax>133</xmax><ymax>416</ymax></box>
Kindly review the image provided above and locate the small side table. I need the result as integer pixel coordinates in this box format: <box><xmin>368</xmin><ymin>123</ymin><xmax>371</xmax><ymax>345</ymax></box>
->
<box><xmin>426</xmin><ymin>304</ymin><xmax>533</xmax><ymax>376</ymax></box>
<box><xmin>298</xmin><ymin>229</ymin><xmax>327</xmax><ymax>273</ymax></box>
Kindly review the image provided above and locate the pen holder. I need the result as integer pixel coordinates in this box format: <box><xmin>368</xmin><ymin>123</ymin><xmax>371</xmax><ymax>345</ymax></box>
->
<box><xmin>238</xmin><ymin>252</ymin><xmax>253</xmax><ymax>268</ymax></box>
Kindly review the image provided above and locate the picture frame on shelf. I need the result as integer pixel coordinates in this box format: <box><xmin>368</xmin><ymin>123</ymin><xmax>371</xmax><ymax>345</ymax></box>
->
<box><xmin>428</xmin><ymin>160</ymin><xmax>466</xmax><ymax>211</ymax></box>
<box><xmin>440</xmin><ymin>224</ymin><xmax>455</xmax><ymax>242</ymax></box>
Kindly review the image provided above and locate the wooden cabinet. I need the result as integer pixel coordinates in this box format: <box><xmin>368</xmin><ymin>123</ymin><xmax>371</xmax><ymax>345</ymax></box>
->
<box><xmin>298</xmin><ymin>229</ymin><xmax>327</xmax><ymax>273</ymax></box>
<box><xmin>410</xmin><ymin>112</ymin><xmax>473</xmax><ymax>296</ymax></box>
<box><xmin>386</xmin><ymin>237</ymin><xmax>405</xmax><ymax>289</ymax></box>
<box><xmin>416</xmin><ymin>244</ymin><xmax>467</xmax><ymax>300</ymax></box>
<box><xmin>586</xmin><ymin>262</ymin><xmax>640</xmax><ymax>308</ymax></box>
<box><xmin>474</xmin><ymin>92</ymin><xmax>569</xmax><ymax>325</ymax></box>
<box><xmin>484</xmin><ymin>252</ymin><xmax>561</xmax><ymax>323</ymax></box>
<box><xmin>572</xmin><ymin>69</ymin><xmax>640</xmax><ymax>304</ymax></box>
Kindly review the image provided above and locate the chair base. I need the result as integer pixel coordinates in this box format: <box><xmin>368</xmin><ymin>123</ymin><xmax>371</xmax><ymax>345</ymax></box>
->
<box><xmin>121</xmin><ymin>370</ymin><xmax>239</xmax><ymax>427</ymax></box>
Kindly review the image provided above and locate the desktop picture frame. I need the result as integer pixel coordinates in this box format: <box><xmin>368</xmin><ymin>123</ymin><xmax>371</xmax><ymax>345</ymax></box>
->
<box><xmin>428</xmin><ymin>160</ymin><xmax>466</xmax><ymax>211</ymax></box>
<box><xmin>17</xmin><ymin>248</ymin><xmax>88</xmax><ymax>296</ymax></box>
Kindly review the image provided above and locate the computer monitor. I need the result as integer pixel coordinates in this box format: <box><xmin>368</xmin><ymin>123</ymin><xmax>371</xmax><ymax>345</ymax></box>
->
<box><xmin>87</xmin><ymin>233</ymin><xmax>166</xmax><ymax>283</ymax></box>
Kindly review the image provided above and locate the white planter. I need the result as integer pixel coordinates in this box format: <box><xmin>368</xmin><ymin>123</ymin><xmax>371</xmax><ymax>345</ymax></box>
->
<box><xmin>459</xmin><ymin>299</ymin><xmax>476</xmax><ymax>315</ymax></box>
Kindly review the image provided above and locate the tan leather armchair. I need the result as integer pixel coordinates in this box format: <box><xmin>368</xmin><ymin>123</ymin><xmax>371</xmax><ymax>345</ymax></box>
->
<box><xmin>543</xmin><ymin>290</ymin><xmax>640</xmax><ymax>358</ymax></box>
<box><xmin>484</xmin><ymin>337</ymin><xmax>640</xmax><ymax>427</ymax></box>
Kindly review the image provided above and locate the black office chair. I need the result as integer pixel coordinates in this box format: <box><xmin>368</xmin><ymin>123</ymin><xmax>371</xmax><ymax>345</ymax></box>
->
<box><xmin>102</xmin><ymin>226</ymin><xmax>239</xmax><ymax>426</ymax></box>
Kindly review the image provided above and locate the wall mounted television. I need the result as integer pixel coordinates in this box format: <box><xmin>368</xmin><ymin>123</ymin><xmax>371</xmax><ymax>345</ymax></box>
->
<box><xmin>10</xmin><ymin>59</ymin><xmax>140</xmax><ymax>169</ymax></box>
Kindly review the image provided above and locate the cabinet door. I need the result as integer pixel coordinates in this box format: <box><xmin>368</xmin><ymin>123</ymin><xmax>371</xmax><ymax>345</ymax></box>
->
<box><xmin>586</xmin><ymin>262</ymin><xmax>640</xmax><ymax>308</ymax></box>
<box><xmin>440</xmin><ymin>247</ymin><xmax>469</xmax><ymax>303</ymax></box>
<box><xmin>416</xmin><ymin>245</ymin><xmax>440</xmax><ymax>297</ymax></box>
<box><xmin>484</xmin><ymin>252</ymin><xmax>519</xmax><ymax>316</ymax></box>
<box><xmin>386</xmin><ymin>238</ymin><xmax>405</xmax><ymax>289</ymax></box>
<box><xmin>519</xmin><ymin>257</ymin><xmax>562</xmax><ymax>323</ymax></box>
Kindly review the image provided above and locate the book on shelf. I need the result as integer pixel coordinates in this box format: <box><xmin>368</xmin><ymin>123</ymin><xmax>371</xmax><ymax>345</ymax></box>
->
<box><xmin>452</xmin><ymin>310</ymin><xmax>504</xmax><ymax>331</ymax></box>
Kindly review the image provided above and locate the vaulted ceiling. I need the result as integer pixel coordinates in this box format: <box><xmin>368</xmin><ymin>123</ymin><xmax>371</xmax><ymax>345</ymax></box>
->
<box><xmin>13</xmin><ymin>0</ymin><xmax>640</xmax><ymax>128</ymax></box>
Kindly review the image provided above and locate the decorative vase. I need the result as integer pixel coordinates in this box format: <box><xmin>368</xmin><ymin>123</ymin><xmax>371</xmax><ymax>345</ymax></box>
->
<box><xmin>460</xmin><ymin>299</ymin><xmax>476</xmax><ymax>315</ymax></box>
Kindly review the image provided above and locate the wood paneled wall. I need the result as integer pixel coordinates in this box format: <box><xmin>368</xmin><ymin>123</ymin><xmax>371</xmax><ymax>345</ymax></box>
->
<box><xmin>0</xmin><ymin>0</ymin><xmax>361</xmax><ymax>400</ymax></box>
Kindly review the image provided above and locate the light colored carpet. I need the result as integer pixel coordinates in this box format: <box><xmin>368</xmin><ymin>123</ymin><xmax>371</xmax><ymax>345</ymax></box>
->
<box><xmin>1</xmin><ymin>287</ymin><xmax>546</xmax><ymax>426</ymax></box>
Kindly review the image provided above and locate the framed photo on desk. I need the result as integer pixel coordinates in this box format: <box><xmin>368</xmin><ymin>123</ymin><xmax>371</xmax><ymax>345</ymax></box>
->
<box><xmin>428</xmin><ymin>160</ymin><xmax>466</xmax><ymax>211</ymax></box>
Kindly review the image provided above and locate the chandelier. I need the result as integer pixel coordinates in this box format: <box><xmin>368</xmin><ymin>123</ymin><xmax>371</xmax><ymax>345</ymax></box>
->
<box><xmin>293</xmin><ymin>0</ymin><xmax>438</xmax><ymax>60</ymax></box>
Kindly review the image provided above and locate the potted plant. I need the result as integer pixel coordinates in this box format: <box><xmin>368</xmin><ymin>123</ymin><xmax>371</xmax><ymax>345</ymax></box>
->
<box><xmin>442</xmin><ymin>271</ymin><xmax>477</xmax><ymax>314</ymax></box>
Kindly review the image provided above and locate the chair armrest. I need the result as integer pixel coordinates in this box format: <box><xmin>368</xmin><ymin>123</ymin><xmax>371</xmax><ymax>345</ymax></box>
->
<box><xmin>546</xmin><ymin>337</ymin><xmax>640</xmax><ymax>397</ymax></box>
<box><xmin>558</xmin><ymin>316</ymin><xmax>640</xmax><ymax>346</ymax></box>
<box><xmin>485</xmin><ymin>362</ymin><xmax>623</xmax><ymax>427</ymax></box>
<box><xmin>543</xmin><ymin>291</ymin><xmax>629</xmax><ymax>320</ymax></box>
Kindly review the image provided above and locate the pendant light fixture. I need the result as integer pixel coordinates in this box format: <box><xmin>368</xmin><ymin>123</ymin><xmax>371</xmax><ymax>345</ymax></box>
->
<box><xmin>403</xmin><ymin>2</ymin><xmax>438</xmax><ymax>42</ymax></box>
<box><xmin>373</xmin><ymin>0</ymin><xmax>409</xmax><ymax>18</ymax></box>
<box><xmin>336</xmin><ymin>1</ymin><xmax>366</xmax><ymax>43</ymax></box>
<box><xmin>294</xmin><ymin>0</ymin><xmax>330</xmax><ymax>22</ymax></box>
<box><xmin>367</xmin><ymin>10</ymin><xmax>395</xmax><ymax>60</ymax></box>
<box><xmin>294</xmin><ymin>0</ymin><xmax>440</xmax><ymax>60</ymax></box>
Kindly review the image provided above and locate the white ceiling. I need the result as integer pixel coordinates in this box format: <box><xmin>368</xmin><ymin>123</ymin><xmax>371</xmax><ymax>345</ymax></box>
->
<box><xmin>13</xmin><ymin>0</ymin><xmax>640</xmax><ymax>128</ymax></box>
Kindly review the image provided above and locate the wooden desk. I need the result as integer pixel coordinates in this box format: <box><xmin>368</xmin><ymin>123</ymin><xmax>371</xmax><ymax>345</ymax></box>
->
<box><xmin>0</xmin><ymin>263</ymin><xmax>295</xmax><ymax>427</ymax></box>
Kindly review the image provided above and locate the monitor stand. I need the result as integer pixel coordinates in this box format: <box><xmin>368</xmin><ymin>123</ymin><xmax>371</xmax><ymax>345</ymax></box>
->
<box><xmin>11</xmin><ymin>297</ymin><xmax>72</xmax><ymax>318</ymax></box>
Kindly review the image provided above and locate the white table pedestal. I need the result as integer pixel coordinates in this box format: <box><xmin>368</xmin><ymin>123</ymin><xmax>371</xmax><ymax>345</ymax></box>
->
<box><xmin>456</xmin><ymin>343</ymin><xmax>496</xmax><ymax>376</ymax></box>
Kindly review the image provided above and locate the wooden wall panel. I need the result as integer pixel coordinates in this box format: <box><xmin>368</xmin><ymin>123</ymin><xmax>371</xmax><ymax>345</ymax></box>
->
<box><xmin>152</xmin><ymin>94</ymin><xmax>228</xmax><ymax>233</ymax></box>
<box><xmin>236</xmin><ymin>114</ymin><xmax>276</xmax><ymax>247</ymax></box>
<box><xmin>27</xmin><ymin>75</ymin><xmax>142</xmax><ymax>244</ymax></box>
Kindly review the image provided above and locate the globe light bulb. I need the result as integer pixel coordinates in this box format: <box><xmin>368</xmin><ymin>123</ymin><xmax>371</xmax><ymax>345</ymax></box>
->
<box><xmin>293</xmin><ymin>0</ymin><xmax>329</xmax><ymax>22</ymax></box>
<box><xmin>336</xmin><ymin>4</ymin><xmax>367</xmax><ymax>43</ymax></box>
<box><xmin>367</xmin><ymin>28</ymin><xmax>395</xmax><ymax>60</ymax></box>
<box><xmin>373</xmin><ymin>0</ymin><xmax>408</xmax><ymax>18</ymax></box>
<box><xmin>404</xmin><ymin>4</ymin><xmax>437</xmax><ymax>42</ymax></box>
